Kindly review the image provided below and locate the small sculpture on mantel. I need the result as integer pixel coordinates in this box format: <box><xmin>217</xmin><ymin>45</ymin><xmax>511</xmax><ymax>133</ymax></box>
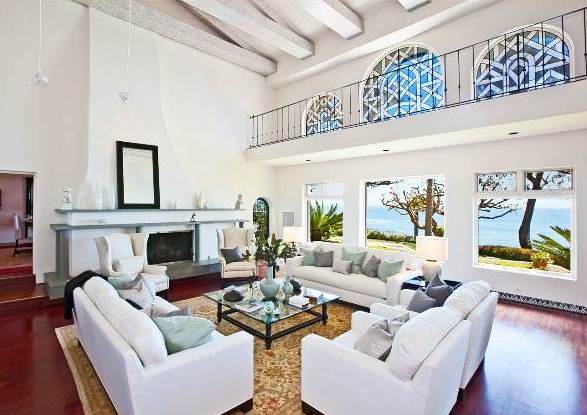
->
<box><xmin>235</xmin><ymin>193</ymin><xmax>244</xmax><ymax>210</ymax></box>
<box><xmin>60</xmin><ymin>187</ymin><xmax>73</xmax><ymax>210</ymax></box>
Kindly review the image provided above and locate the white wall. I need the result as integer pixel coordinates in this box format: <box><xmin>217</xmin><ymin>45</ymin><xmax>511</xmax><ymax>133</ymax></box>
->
<box><xmin>274</xmin><ymin>131</ymin><xmax>587</xmax><ymax>307</ymax></box>
<box><xmin>85</xmin><ymin>9</ymin><xmax>277</xmax><ymax>261</ymax></box>
<box><xmin>0</xmin><ymin>175</ymin><xmax>26</xmax><ymax>244</ymax></box>
<box><xmin>0</xmin><ymin>0</ymin><xmax>89</xmax><ymax>280</ymax></box>
<box><xmin>0</xmin><ymin>1</ymin><xmax>277</xmax><ymax>280</ymax></box>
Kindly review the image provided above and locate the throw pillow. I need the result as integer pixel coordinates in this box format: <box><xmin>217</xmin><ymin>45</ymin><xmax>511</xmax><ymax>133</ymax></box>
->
<box><xmin>362</xmin><ymin>255</ymin><xmax>381</xmax><ymax>278</ymax></box>
<box><xmin>113</xmin><ymin>255</ymin><xmax>145</xmax><ymax>276</ymax></box>
<box><xmin>108</xmin><ymin>275</ymin><xmax>137</xmax><ymax>290</ymax></box>
<box><xmin>377</xmin><ymin>260</ymin><xmax>404</xmax><ymax>282</ymax></box>
<box><xmin>425</xmin><ymin>274</ymin><xmax>454</xmax><ymax>307</ymax></box>
<box><xmin>406</xmin><ymin>290</ymin><xmax>437</xmax><ymax>313</ymax></box>
<box><xmin>220</xmin><ymin>247</ymin><xmax>243</xmax><ymax>264</ymax></box>
<box><xmin>355</xmin><ymin>314</ymin><xmax>409</xmax><ymax>361</ymax></box>
<box><xmin>341</xmin><ymin>248</ymin><xmax>367</xmax><ymax>274</ymax></box>
<box><xmin>301</xmin><ymin>247</ymin><xmax>318</xmax><ymax>266</ymax></box>
<box><xmin>354</xmin><ymin>319</ymin><xmax>394</xmax><ymax>361</ymax></box>
<box><xmin>155</xmin><ymin>306</ymin><xmax>190</xmax><ymax>318</ymax></box>
<box><xmin>332</xmin><ymin>259</ymin><xmax>352</xmax><ymax>275</ymax></box>
<box><xmin>116</xmin><ymin>276</ymin><xmax>155</xmax><ymax>309</ymax></box>
<box><xmin>314</xmin><ymin>251</ymin><xmax>334</xmax><ymax>267</ymax></box>
<box><xmin>152</xmin><ymin>315</ymin><xmax>216</xmax><ymax>354</ymax></box>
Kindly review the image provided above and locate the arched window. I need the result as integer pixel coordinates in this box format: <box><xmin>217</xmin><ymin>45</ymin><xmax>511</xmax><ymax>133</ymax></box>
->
<box><xmin>253</xmin><ymin>197</ymin><xmax>270</xmax><ymax>238</ymax></box>
<box><xmin>475</xmin><ymin>27</ymin><xmax>570</xmax><ymax>99</ymax></box>
<box><xmin>305</xmin><ymin>94</ymin><xmax>343</xmax><ymax>136</ymax></box>
<box><xmin>362</xmin><ymin>45</ymin><xmax>444</xmax><ymax>122</ymax></box>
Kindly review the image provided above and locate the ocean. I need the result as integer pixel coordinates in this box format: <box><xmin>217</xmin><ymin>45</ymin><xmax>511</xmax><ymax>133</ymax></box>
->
<box><xmin>367</xmin><ymin>205</ymin><xmax>571</xmax><ymax>247</ymax></box>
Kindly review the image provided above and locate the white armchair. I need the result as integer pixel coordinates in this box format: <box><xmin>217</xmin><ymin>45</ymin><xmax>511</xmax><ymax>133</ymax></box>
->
<box><xmin>216</xmin><ymin>227</ymin><xmax>256</xmax><ymax>281</ymax></box>
<box><xmin>95</xmin><ymin>233</ymin><xmax>169</xmax><ymax>294</ymax></box>
<box><xmin>301</xmin><ymin>309</ymin><xmax>470</xmax><ymax>415</ymax></box>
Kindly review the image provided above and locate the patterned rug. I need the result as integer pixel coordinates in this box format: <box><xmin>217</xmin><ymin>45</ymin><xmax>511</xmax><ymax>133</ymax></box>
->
<box><xmin>55</xmin><ymin>296</ymin><xmax>356</xmax><ymax>415</ymax></box>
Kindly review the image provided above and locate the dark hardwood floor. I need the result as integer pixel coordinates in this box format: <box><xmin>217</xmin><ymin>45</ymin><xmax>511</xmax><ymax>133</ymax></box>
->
<box><xmin>1</xmin><ymin>275</ymin><xmax>586</xmax><ymax>415</ymax></box>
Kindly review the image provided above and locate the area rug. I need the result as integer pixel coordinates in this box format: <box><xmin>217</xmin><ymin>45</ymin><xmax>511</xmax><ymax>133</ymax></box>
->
<box><xmin>55</xmin><ymin>296</ymin><xmax>356</xmax><ymax>415</ymax></box>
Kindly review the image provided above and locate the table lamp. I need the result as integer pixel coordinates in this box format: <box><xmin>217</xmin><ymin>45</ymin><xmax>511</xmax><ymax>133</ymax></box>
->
<box><xmin>282</xmin><ymin>226</ymin><xmax>305</xmax><ymax>247</ymax></box>
<box><xmin>416</xmin><ymin>236</ymin><xmax>448</xmax><ymax>282</ymax></box>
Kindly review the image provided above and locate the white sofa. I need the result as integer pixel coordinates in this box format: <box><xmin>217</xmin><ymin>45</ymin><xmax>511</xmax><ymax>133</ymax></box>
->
<box><xmin>371</xmin><ymin>280</ymin><xmax>498</xmax><ymax>391</ymax></box>
<box><xmin>301</xmin><ymin>308</ymin><xmax>470</xmax><ymax>415</ymax></box>
<box><xmin>73</xmin><ymin>277</ymin><xmax>254</xmax><ymax>415</ymax></box>
<box><xmin>286</xmin><ymin>242</ymin><xmax>422</xmax><ymax>307</ymax></box>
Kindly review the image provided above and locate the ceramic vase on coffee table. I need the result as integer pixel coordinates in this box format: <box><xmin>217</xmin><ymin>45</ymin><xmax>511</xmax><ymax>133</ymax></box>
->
<box><xmin>260</xmin><ymin>266</ymin><xmax>280</xmax><ymax>300</ymax></box>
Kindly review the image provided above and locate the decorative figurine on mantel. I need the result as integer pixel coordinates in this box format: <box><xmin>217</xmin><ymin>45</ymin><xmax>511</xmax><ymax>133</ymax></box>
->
<box><xmin>235</xmin><ymin>193</ymin><xmax>244</xmax><ymax>209</ymax></box>
<box><xmin>60</xmin><ymin>187</ymin><xmax>73</xmax><ymax>210</ymax></box>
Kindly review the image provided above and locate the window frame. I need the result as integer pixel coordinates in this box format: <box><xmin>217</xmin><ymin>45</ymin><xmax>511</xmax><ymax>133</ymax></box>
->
<box><xmin>473</xmin><ymin>167</ymin><xmax>577</xmax><ymax>279</ymax></box>
<box><xmin>304</xmin><ymin>182</ymin><xmax>345</xmax><ymax>244</ymax></box>
<box><xmin>363</xmin><ymin>174</ymin><xmax>447</xmax><ymax>252</ymax></box>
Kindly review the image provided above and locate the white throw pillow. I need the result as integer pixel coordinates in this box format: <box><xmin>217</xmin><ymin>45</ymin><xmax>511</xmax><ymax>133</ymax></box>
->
<box><xmin>464</xmin><ymin>280</ymin><xmax>491</xmax><ymax>299</ymax></box>
<box><xmin>116</xmin><ymin>276</ymin><xmax>155</xmax><ymax>309</ymax></box>
<box><xmin>386</xmin><ymin>307</ymin><xmax>461</xmax><ymax>381</ymax></box>
<box><xmin>83</xmin><ymin>277</ymin><xmax>118</xmax><ymax>304</ymax></box>
<box><xmin>444</xmin><ymin>282</ymin><xmax>489</xmax><ymax>318</ymax></box>
<box><xmin>95</xmin><ymin>293</ymin><xmax>131</xmax><ymax>327</ymax></box>
<box><xmin>113</xmin><ymin>255</ymin><xmax>144</xmax><ymax>276</ymax></box>
<box><xmin>111</xmin><ymin>306</ymin><xmax>168</xmax><ymax>366</ymax></box>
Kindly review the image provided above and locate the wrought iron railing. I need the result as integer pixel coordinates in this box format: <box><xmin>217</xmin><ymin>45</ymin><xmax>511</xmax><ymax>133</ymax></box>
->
<box><xmin>249</xmin><ymin>6</ymin><xmax>587</xmax><ymax>148</ymax></box>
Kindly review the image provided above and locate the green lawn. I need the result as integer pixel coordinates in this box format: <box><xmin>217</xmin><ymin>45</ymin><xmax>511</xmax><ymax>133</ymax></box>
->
<box><xmin>478</xmin><ymin>256</ymin><xmax>532</xmax><ymax>269</ymax></box>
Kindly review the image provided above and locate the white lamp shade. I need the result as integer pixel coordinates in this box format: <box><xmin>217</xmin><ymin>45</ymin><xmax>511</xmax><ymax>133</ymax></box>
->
<box><xmin>416</xmin><ymin>236</ymin><xmax>448</xmax><ymax>262</ymax></box>
<box><xmin>282</xmin><ymin>226</ymin><xmax>305</xmax><ymax>243</ymax></box>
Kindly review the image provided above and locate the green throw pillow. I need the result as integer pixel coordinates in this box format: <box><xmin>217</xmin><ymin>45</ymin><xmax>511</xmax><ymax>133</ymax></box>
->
<box><xmin>377</xmin><ymin>260</ymin><xmax>404</xmax><ymax>282</ymax></box>
<box><xmin>107</xmin><ymin>275</ymin><xmax>137</xmax><ymax>290</ymax></box>
<box><xmin>152</xmin><ymin>315</ymin><xmax>216</xmax><ymax>354</ymax></box>
<box><xmin>301</xmin><ymin>247</ymin><xmax>317</xmax><ymax>266</ymax></box>
<box><xmin>341</xmin><ymin>248</ymin><xmax>367</xmax><ymax>274</ymax></box>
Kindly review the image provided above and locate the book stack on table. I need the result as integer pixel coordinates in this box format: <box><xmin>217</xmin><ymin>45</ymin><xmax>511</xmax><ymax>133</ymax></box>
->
<box><xmin>289</xmin><ymin>295</ymin><xmax>310</xmax><ymax>309</ymax></box>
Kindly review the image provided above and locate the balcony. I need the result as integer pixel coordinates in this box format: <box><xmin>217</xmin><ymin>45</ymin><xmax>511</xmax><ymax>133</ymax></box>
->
<box><xmin>247</xmin><ymin>7</ymin><xmax>587</xmax><ymax>162</ymax></box>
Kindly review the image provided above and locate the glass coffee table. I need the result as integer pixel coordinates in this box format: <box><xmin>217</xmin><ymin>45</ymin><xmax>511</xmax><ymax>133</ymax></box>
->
<box><xmin>203</xmin><ymin>287</ymin><xmax>339</xmax><ymax>349</ymax></box>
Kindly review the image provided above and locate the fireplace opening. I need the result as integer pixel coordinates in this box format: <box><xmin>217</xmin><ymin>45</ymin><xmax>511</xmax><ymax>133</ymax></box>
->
<box><xmin>147</xmin><ymin>231</ymin><xmax>193</xmax><ymax>264</ymax></box>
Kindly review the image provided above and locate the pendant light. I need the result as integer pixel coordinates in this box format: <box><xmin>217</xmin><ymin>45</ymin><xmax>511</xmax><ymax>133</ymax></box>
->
<box><xmin>119</xmin><ymin>0</ymin><xmax>132</xmax><ymax>103</ymax></box>
<box><xmin>32</xmin><ymin>0</ymin><xmax>48</xmax><ymax>86</ymax></box>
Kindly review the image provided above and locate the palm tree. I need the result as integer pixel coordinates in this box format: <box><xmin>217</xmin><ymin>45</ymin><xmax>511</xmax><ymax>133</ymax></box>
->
<box><xmin>532</xmin><ymin>226</ymin><xmax>571</xmax><ymax>270</ymax></box>
<box><xmin>309</xmin><ymin>201</ymin><xmax>343</xmax><ymax>242</ymax></box>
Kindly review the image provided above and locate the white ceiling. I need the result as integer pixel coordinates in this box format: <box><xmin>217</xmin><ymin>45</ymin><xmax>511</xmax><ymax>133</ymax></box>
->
<box><xmin>74</xmin><ymin>0</ymin><xmax>500</xmax><ymax>82</ymax></box>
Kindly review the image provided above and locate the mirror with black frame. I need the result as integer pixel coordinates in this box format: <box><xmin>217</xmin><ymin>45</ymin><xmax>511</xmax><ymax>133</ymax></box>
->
<box><xmin>116</xmin><ymin>141</ymin><xmax>160</xmax><ymax>209</ymax></box>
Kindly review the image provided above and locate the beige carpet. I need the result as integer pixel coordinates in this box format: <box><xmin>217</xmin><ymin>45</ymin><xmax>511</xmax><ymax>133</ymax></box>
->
<box><xmin>56</xmin><ymin>296</ymin><xmax>355</xmax><ymax>415</ymax></box>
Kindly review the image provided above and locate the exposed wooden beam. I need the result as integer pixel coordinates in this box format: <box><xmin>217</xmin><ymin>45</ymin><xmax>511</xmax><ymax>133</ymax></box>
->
<box><xmin>397</xmin><ymin>0</ymin><xmax>431</xmax><ymax>12</ymax></box>
<box><xmin>70</xmin><ymin>0</ymin><xmax>276</xmax><ymax>75</ymax></box>
<box><xmin>249</xmin><ymin>0</ymin><xmax>298</xmax><ymax>32</ymax></box>
<box><xmin>295</xmin><ymin>0</ymin><xmax>363</xmax><ymax>39</ymax></box>
<box><xmin>182</xmin><ymin>0</ymin><xmax>314</xmax><ymax>59</ymax></box>
<box><xmin>188</xmin><ymin>7</ymin><xmax>259</xmax><ymax>53</ymax></box>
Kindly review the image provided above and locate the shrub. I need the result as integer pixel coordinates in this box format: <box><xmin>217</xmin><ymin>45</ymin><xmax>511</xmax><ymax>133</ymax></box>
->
<box><xmin>366</xmin><ymin>229</ymin><xmax>415</xmax><ymax>243</ymax></box>
<box><xmin>478</xmin><ymin>245</ymin><xmax>533</xmax><ymax>262</ymax></box>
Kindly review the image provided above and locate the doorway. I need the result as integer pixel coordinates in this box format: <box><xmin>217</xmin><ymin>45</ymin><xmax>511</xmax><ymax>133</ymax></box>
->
<box><xmin>0</xmin><ymin>173</ymin><xmax>33</xmax><ymax>277</ymax></box>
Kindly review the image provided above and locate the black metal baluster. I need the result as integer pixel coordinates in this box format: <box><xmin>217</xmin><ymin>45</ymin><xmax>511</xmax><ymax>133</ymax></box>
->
<box><xmin>584</xmin><ymin>9</ymin><xmax>587</xmax><ymax>77</ymax></box>
<box><xmin>443</xmin><ymin>54</ymin><xmax>447</xmax><ymax>106</ymax></box>
<box><xmin>561</xmin><ymin>14</ymin><xmax>567</xmax><ymax>82</ymax></box>
<box><xmin>488</xmin><ymin>39</ymin><xmax>492</xmax><ymax>98</ymax></box>
<box><xmin>457</xmin><ymin>49</ymin><xmax>461</xmax><ymax>103</ymax></box>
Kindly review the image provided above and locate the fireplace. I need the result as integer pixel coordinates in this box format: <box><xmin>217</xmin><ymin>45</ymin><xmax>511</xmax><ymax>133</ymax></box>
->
<box><xmin>147</xmin><ymin>231</ymin><xmax>193</xmax><ymax>264</ymax></box>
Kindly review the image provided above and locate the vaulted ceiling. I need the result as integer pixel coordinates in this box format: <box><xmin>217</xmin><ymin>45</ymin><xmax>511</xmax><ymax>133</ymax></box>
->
<box><xmin>72</xmin><ymin>0</ymin><xmax>500</xmax><ymax>86</ymax></box>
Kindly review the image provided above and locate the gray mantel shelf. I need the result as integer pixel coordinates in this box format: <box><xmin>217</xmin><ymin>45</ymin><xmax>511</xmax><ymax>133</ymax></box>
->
<box><xmin>50</xmin><ymin>220</ymin><xmax>249</xmax><ymax>231</ymax></box>
<box><xmin>54</xmin><ymin>208</ymin><xmax>246</xmax><ymax>213</ymax></box>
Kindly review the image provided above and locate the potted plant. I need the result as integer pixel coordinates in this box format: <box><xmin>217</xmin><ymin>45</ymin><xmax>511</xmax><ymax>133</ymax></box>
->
<box><xmin>243</xmin><ymin>232</ymin><xmax>297</xmax><ymax>299</ymax></box>
<box><xmin>531</xmin><ymin>251</ymin><xmax>551</xmax><ymax>270</ymax></box>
